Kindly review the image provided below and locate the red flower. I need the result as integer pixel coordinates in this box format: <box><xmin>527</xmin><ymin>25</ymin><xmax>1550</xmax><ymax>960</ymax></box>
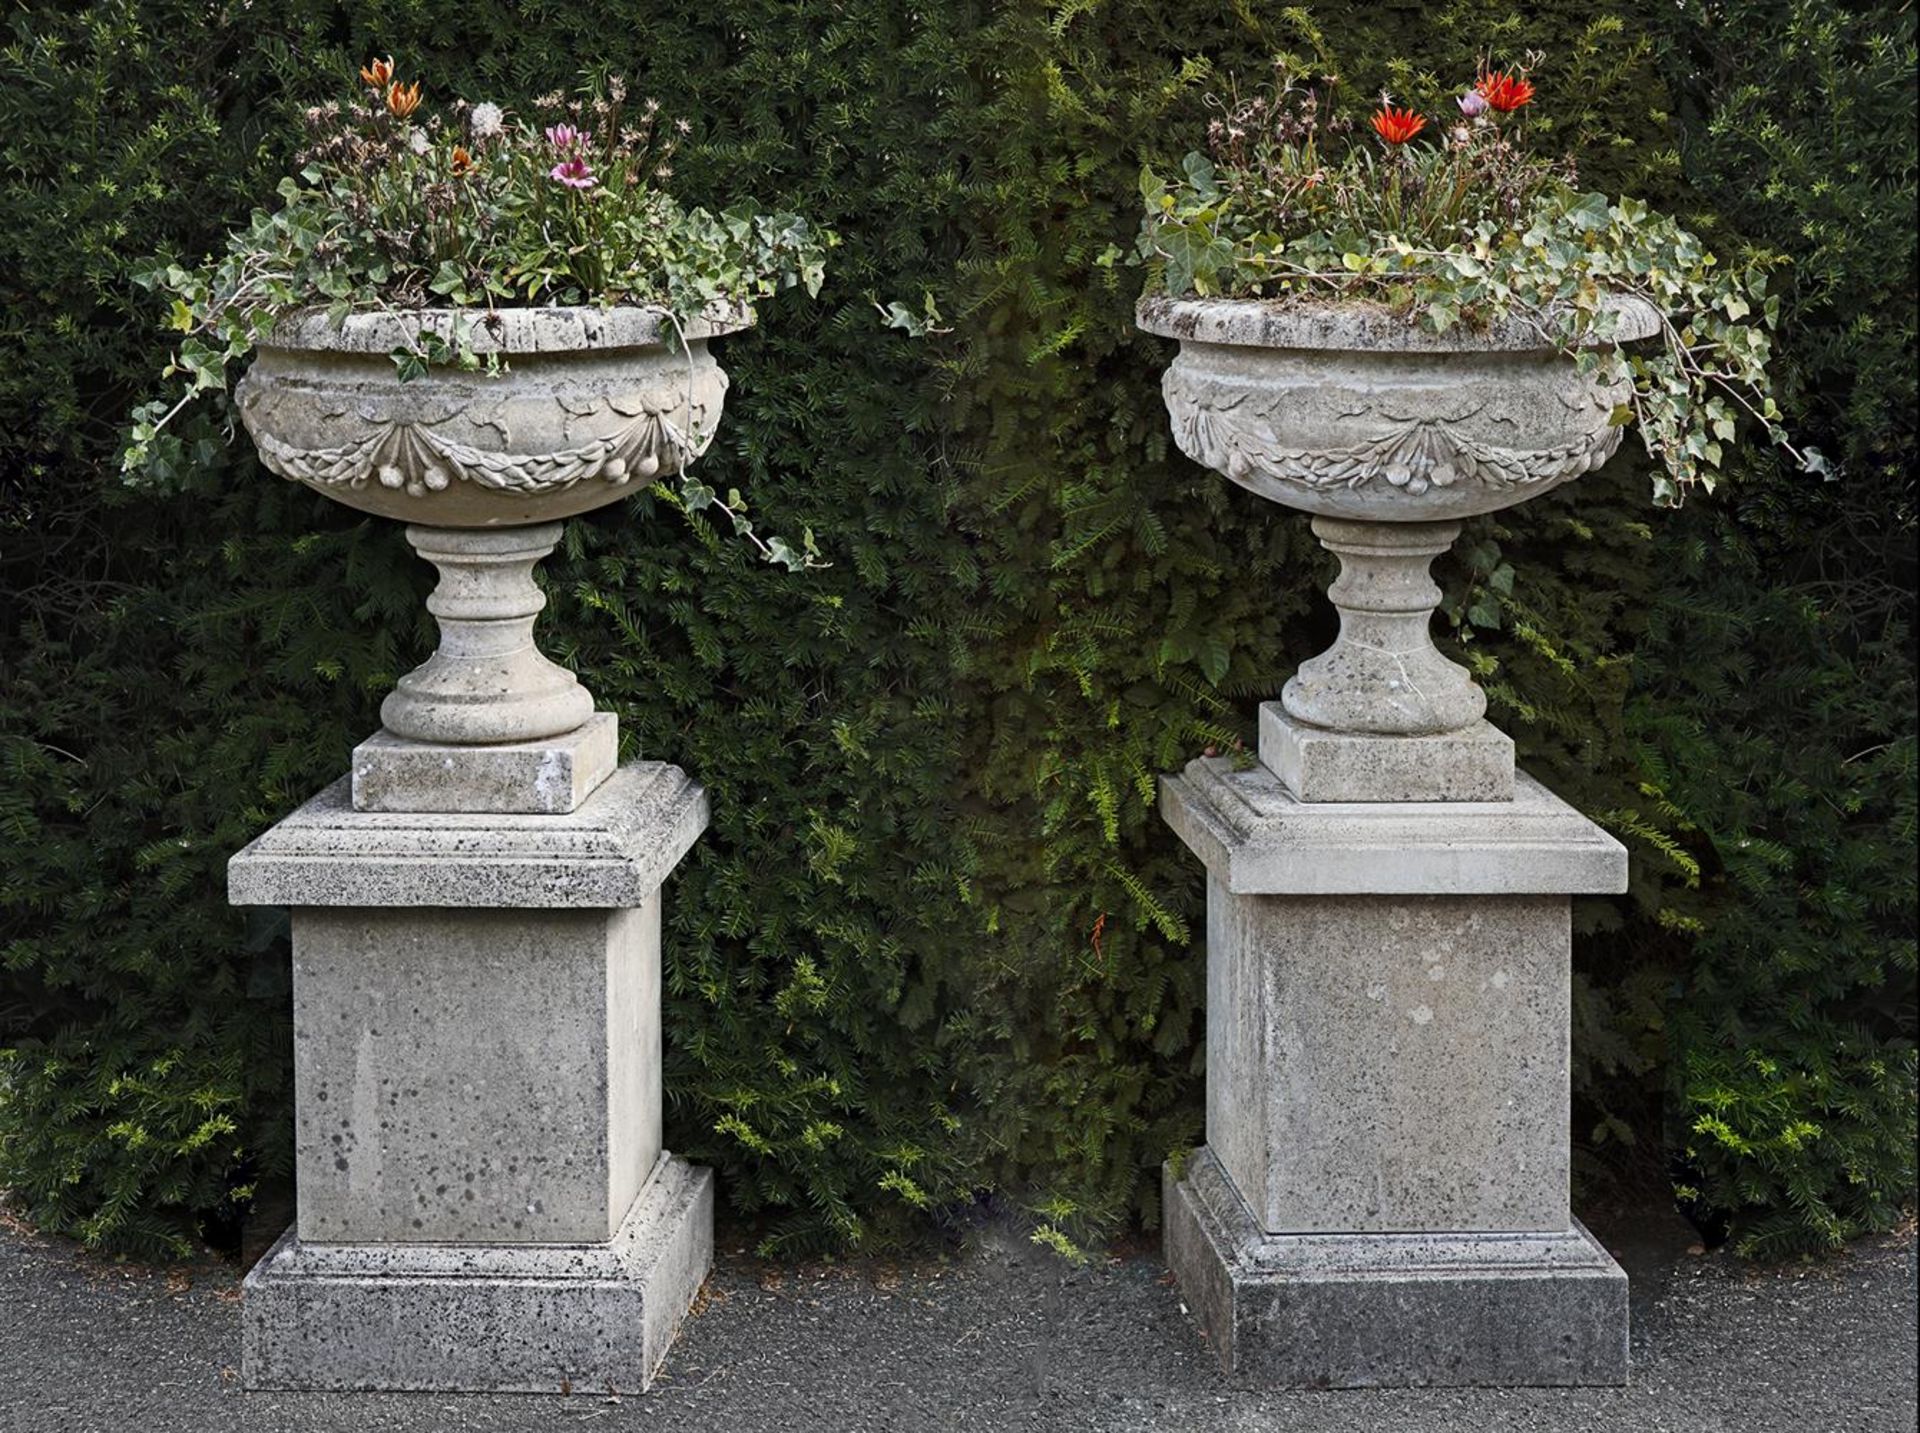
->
<box><xmin>1370</xmin><ymin>105</ymin><xmax>1427</xmax><ymax>145</ymax></box>
<box><xmin>1474</xmin><ymin>70</ymin><xmax>1535</xmax><ymax>113</ymax></box>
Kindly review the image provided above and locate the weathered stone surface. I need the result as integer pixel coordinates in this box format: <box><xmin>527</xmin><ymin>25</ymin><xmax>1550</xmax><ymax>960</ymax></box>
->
<box><xmin>1159</xmin><ymin>756</ymin><xmax>1627</xmax><ymax>896</ymax></box>
<box><xmin>1136</xmin><ymin>294</ymin><xmax>1658</xmax><ymax>524</ymax></box>
<box><xmin>237</xmin><ymin>301</ymin><xmax>749</xmax><ymax>528</ymax></box>
<box><xmin>243</xmin><ymin>1154</ymin><xmax>713</xmax><ymax>1393</ymax></box>
<box><xmin>1165</xmin><ymin>1149</ymin><xmax>1629</xmax><ymax>1388</ymax></box>
<box><xmin>1261</xmin><ymin>704</ymin><xmax>1514</xmax><ymax>802</ymax></box>
<box><xmin>1137</xmin><ymin>293</ymin><xmax>1661</xmax><ymax>355</ymax></box>
<box><xmin>1137</xmin><ymin>294</ymin><xmax>1659</xmax><ymax>767</ymax></box>
<box><xmin>377</xmin><ymin>523</ymin><xmax>595</xmax><ymax>745</ymax></box>
<box><xmin>228</xmin><ymin>760</ymin><xmax>709</xmax><ymax>908</ymax></box>
<box><xmin>235</xmin><ymin>759</ymin><xmax>714</xmax><ymax>1394</ymax></box>
<box><xmin>1142</xmin><ymin>294</ymin><xmax>1643</xmax><ymax>1388</ymax></box>
<box><xmin>1276</xmin><ymin>519</ymin><xmax>1484</xmax><ymax>739</ymax></box>
<box><xmin>292</xmin><ymin>898</ymin><xmax>661</xmax><ymax>1245</ymax></box>
<box><xmin>1204</xmin><ymin>877</ymin><xmax>1569</xmax><ymax>1233</ymax></box>
<box><xmin>353</xmin><ymin>712</ymin><xmax>618</xmax><ymax>814</ymax></box>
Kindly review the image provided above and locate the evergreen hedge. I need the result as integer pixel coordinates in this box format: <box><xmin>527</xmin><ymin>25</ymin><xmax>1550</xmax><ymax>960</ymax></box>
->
<box><xmin>2</xmin><ymin>0</ymin><xmax>1912</xmax><ymax>1260</ymax></box>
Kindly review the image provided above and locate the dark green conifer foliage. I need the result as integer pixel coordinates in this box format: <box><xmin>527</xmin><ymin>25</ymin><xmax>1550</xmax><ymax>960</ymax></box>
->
<box><xmin>1</xmin><ymin>0</ymin><xmax>1911</xmax><ymax>1260</ymax></box>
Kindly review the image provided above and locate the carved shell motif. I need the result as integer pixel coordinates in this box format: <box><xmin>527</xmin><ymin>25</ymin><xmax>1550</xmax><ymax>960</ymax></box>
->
<box><xmin>243</xmin><ymin>394</ymin><xmax>711</xmax><ymax>500</ymax></box>
<box><xmin>1162</xmin><ymin>367</ymin><xmax>1624</xmax><ymax>501</ymax></box>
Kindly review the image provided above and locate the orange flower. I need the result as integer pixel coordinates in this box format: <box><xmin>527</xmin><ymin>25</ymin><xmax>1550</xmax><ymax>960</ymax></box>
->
<box><xmin>1474</xmin><ymin>70</ymin><xmax>1535</xmax><ymax>113</ymax></box>
<box><xmin>450</xmin><ymin>145</ymin><xmax>475</xmax><ymax>177</ymax></box>
<box><xmin>359</xmin><ymin>56</ymin><xmax>393</xmax><ymax>90</ymax></box>
<box><xmin>1370</xmin><ymin>105</ymin><xmax>1427</xmax><ymax>145</ymax></box>
<box><xmin>386</xmin><ymin>80</ymin><xmax>422</xmax><ymax>118</ymax></box>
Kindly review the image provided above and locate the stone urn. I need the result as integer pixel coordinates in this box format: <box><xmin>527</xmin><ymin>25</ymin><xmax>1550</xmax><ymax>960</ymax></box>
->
<box><xmin>238</xmin><ymin>301</ymin><xmax>748</xmax><ymax>797</ymax></box>
<box><xmin>227</xmin><ymin>301</ymin><xmax>750</xmax><ymax>1393</ymax></box>
<box><xmin>1142</xmin><ymin>293</ymin><xmax>1659</xmax><ymax>1389</ymax></box>
<box><xmin>1138</xmin><ymin>293</ymin><xmax>1659</xmax><ymax>801</ymax></box>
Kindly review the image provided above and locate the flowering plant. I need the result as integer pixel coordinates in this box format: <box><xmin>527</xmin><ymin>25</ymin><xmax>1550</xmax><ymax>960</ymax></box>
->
<box><xmin>125</xmin><ymin>61</ymin><xmax>834</xmax><ymax>542</ymax></box>
<box><xmin>1130</xmin><ymin>60</ymin><xmax>1827</xmax><ymax>502</ymax></box>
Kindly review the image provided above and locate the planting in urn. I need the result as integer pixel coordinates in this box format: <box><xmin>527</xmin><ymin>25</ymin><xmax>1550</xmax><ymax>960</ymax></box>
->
<box><xmin>1132</xmin><ymin>58</ymin><xmax>1825</xmax><ymax>508</ymax></box>
<box><xmin>128</xmin><ymin>60</ymin><xmax>832</xmax><ymax>565</ymax></box>
<box><xmin>1131</xmin><ymin>61</ymin><xmax>1823</xmax><ymax>781</ymax></box>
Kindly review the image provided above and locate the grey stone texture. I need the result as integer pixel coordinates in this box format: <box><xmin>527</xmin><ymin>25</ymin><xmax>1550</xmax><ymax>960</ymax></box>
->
<box><xmin>1137</xmin><ymin>295</ymin><xmax>1661</xmax><ymax>783</ymax></box>
<box><xmin>1202</xmin><ymin>879</ymin><xmax>1572</xmax><ymax>1234</ymax></box>
<box><xmin>1135</xmin><ymin>294</ymin><xmax>1659</xmax><ymax>524</ymax></box>
<box><xmin>229</xmin><ymin>760</ymin><xmax>709</xmax><ymax>909</ymax></box>
<box><xmin>1261</xmin><ymin>704</ymin><xmax>1514</xmax><ymax>803</ymax></box>
<box><xmin>238</xmin><ymin>301</ymin><xmax>749</xmax><ymax>528</ymax></box>
<box><xmin>243</xmin><ymin>1155</ymin><xmax>714</xmax><ymax>1394</ymax></box>
<box><xmin>230</xmin><ymin>759</ymin><xmax>713</xmax><ymax>1393</ymax></box>
<box><xmin>1158</xmin><ymin>756</ymin><xmax>1632</xmax><ymax>1387</ymax></box>
<box><xmin>1164</xmin><ymin>1150</ymin><xmax>1629</xmax><ymax>1388</ymax></box>
<box><xmin>239</xmin><ymin>301</ymin><xmax>755</xmax><ymax>753</ymax></box>
<box><xmin>1137</xmin><ymin>293</ymin><xmax>1661</xmax><ymax>356</ymax></box>
<box><xmin>290</xmin><ymin>899</ymin><xmax>662</xmax><ymax>1245</ymax></box>
<box><xmin>1279</xmin><ymin>518</ymin><xmax>1487</xmax><ymax>739</ymax></box>
<box><xmin>378</xmin><ymin>524</ymin><xmax>597</xmax><ymax>745</ymax></box>
<box><xmin>1159</xmin><ymin>755</ymin><xmax>1628</xmax><ymax>897</ymax></box>
<box><xmin>353</xmin><ymin>711</ymin><xmax>619</xmax><ymax>814</ymax></box>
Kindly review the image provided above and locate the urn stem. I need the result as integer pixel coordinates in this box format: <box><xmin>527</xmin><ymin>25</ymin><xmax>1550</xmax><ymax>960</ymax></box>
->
<box><xmin>379</xmin><ymin>523</ymin><xmax>595</xmax><ymax>745</ymax></box>
<box><xmin>1280</xmin><ymin>517</ymin><xmax>1486</xmax><ymax>737</ymax></box>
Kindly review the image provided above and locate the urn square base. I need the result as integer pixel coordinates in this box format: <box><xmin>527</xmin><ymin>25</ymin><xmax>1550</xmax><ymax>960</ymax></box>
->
<box><xmin>1164</xmin><ymin>1149</ymin><xmax>1628</xmax><ymax>1388</ymax></box>
<box><xmin>1259</xmin><ymin>704</ymin><xmax>1514</xmax><ymax>803</ymax></box>
<box><xmin>243</xmin><ymin>1154</ymin><xmax>713</xmax><ymax>1393</ymax></box>
<box><xmin>351</xmin><ymin>711</ymin><xmax>619</xmax><ymax>815</ymax></box>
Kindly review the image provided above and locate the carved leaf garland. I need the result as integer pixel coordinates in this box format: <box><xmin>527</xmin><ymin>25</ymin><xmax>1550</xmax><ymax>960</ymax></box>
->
<box><xmin>1163</xmin><ymin>370</ymin><xmax>1623</xmax><ymax>498</ymax></box>
<box><xmin>243</xmin><ymin>395</ymin><xmax>713</xmax><ymax>499</ymax></box>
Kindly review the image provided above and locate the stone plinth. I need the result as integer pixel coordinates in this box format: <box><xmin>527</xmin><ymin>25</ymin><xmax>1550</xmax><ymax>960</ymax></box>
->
<box><xmin>1158</xmin><ymin>757</ymin><xmax>1630</xmax><ymax>1387</ymax></box>
<box><xmin>230</xmin><ymin>760</ymin><xmax>712</xmax><ymax>1394</ymax></box>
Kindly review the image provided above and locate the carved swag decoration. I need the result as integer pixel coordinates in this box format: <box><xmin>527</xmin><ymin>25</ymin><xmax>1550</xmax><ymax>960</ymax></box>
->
<box><xmin>242</xmin><ymin>387</ymin><xmax>722</xmax><ymax>500</ymax></box>
<box><xmin>1162</xmin><ymin>369</ymin><xmax>1623</xmax><ymax>498</ymax></box>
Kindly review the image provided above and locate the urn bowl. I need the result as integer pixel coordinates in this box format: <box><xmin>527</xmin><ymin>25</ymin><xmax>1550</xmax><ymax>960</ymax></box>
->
<box><xmin>1137</xmin><ymin>295</ymin><xmax>1661</xmax><ymax>522</ymax></box>
<box><xmin>237</xmin><ymin>303</ymin><xmax>751</xmax><ymax>527</ymax></box>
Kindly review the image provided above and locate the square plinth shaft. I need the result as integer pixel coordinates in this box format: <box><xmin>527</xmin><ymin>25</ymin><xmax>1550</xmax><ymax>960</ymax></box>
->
<box><xmin>292</xmin><ymin>899</ymin><xmax>661</xmax><ymax>1244</ymax></box>
<box><xmin>1206</xmin><ymin>878</ymin><xmax>1569</xmax><ymax>1233</ymax></box>
<box><xmin>1164</xmin><ymin>1150</ymin><xmax>1628</xmax><ymax>1388</ymax></box>
<box><xmin>1261</xmin><ymin>704</ymin><xmax>1514</xmax><ymax>802</ymax></box>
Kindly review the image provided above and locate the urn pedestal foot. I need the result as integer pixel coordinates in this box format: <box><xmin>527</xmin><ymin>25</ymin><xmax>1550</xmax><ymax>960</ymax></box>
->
<box><xmin>379</xmin><ymin>522</ymin><xmax>595</xmax><ymax>747</ymax></box>
<box><xmin>1279</xmin><ymin>517</ymin><xmax>1486</xmax><ymax>739</ymax></box>
<box><xmin>229</xmin><ymin>762</ymin><xmax>712</xmax><ymax>1393</ymax></box>
<box><xmin>1163</xmin><ymin>1150</ymin><xmax>1628</xmax><ymax>1388</ymax></box>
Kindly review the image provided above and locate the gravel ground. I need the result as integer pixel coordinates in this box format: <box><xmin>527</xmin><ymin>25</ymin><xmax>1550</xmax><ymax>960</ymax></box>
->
<box><xmin>1</xmin><ymin>1202</ymin><xmax>1912</xmax><ymax>1433</ymax></box>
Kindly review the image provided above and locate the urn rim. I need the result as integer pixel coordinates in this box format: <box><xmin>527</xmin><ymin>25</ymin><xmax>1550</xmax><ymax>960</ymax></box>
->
<box><xmin>257</xmin><ymin>299</ymin><xmax>755</xmax><ymax>357</ymax></box>
<box><xmin>1136</xmin><ymin>292</ymin><xmax>1660</xmax><ymax>353</ymax></box>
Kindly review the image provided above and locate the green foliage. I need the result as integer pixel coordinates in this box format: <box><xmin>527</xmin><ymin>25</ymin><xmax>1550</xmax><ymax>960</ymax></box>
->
<box><xmin>1636</xmin><ymin>0</ymin><xmax>1919</xmax><ymax>1254</ymax></box>
<box><xmin>2</xmin><ymin>0</ymin><xmax>1911</xmax><ymax>1263</ymax></box>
